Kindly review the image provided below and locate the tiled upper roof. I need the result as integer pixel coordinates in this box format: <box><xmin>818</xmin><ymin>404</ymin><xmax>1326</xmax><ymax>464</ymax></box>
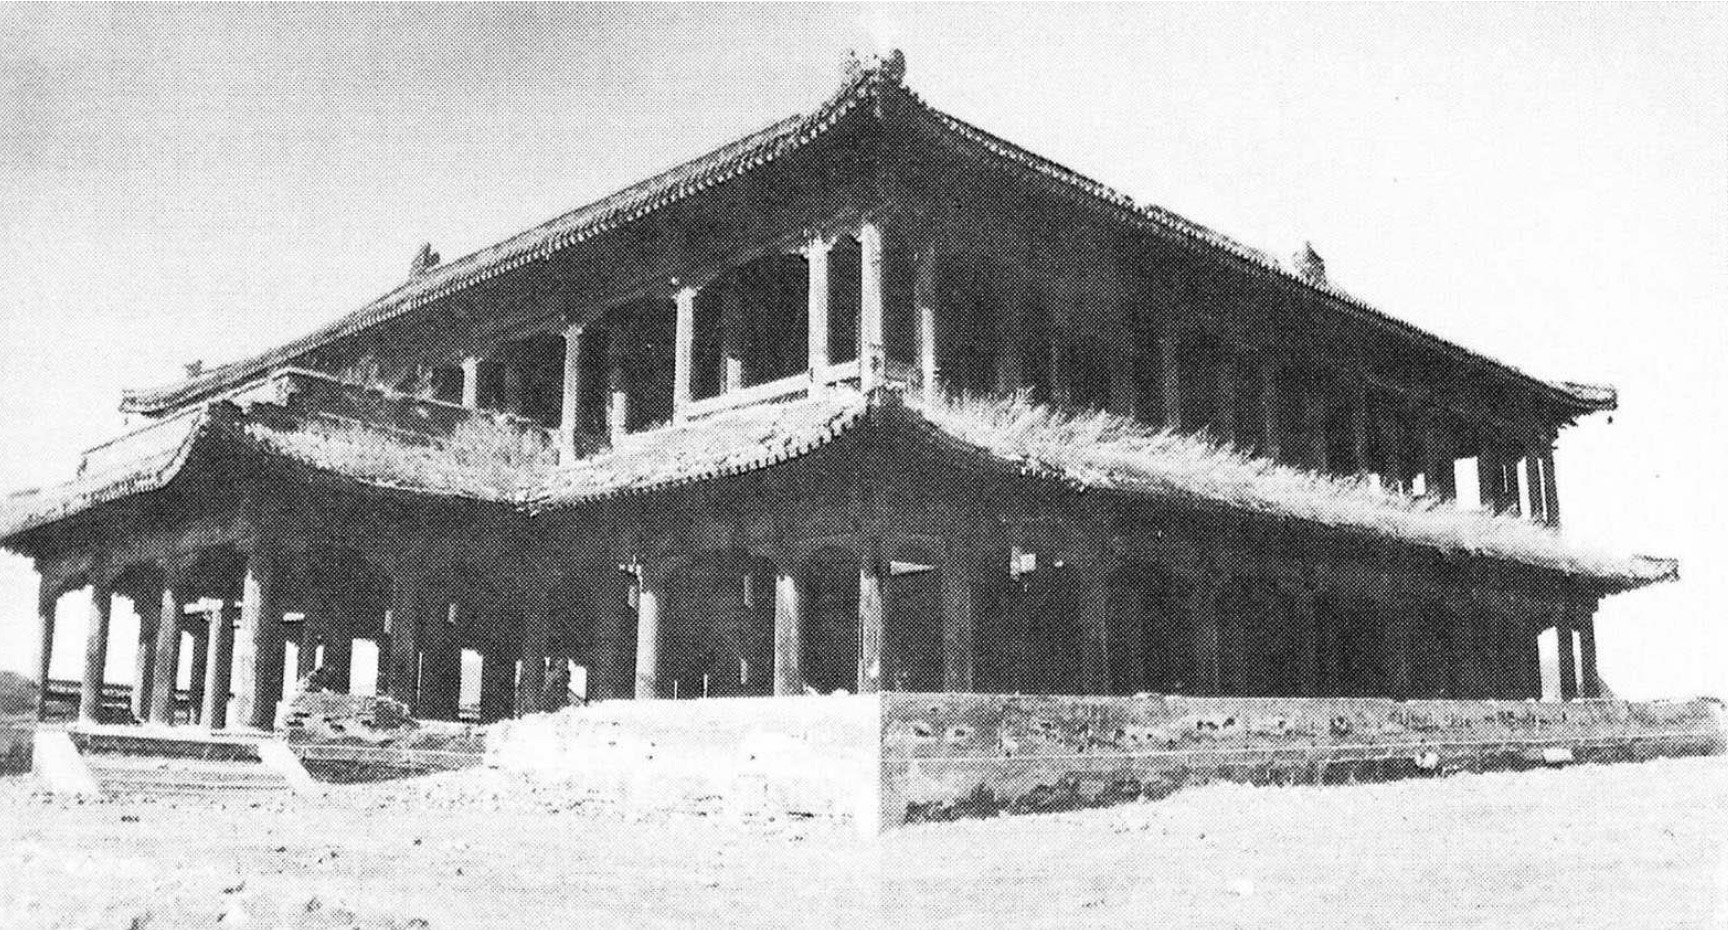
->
<box><xmin>119</xmin><ymin>51</ymin><xmax>1615</xmax><ymax>418</ymax></box>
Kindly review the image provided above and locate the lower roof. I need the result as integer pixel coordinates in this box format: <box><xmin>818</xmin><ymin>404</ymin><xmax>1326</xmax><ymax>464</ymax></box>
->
<box><xmin>0</xmin><ymin>386</ymin><xmax>1675</xmax><ymax>590</ymax></box>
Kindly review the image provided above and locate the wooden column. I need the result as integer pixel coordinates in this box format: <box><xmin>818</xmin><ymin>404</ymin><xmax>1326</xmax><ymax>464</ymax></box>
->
<box><xmin>1300</xmin><ymin>387</ymin><xmax>1328</xmax><ymax>471</ymax></box>
<box><xmin>633</xmin><ymin>568</ymin><xmax>661</xmax><ymax>700</ymax></box>
<box><xmin>1523</xmin><ymin>453</ymin><xmax>1546</xmax><ymax>523</ymax></box>
<box><xmin>806</xmin><ymin>236</ymin><xmax>832</xmax><ymax>385</ymax></box>
<box><xmin>915</xmin><ymin>245</ymin><xmax>938</xmax><ymax>399</ymax></box>
<box><xmin>1049</xmin><ymin>339</ymin><xmax>1073</xmax><ymax>408</ymax></box>
<box><xmin>1540</xmin><ymin>445</ymin><xmax>1561</xmax><ymax>526</ymax></box>
<box><xmin>184</xmin><ymin>619</ymin><xmax>209</xmax><ymax>725</ymax></box>
<box><xmin>1520</xmin><ymin>617</ymin><xmax>1544</xmax><ymax>700</ymax></box>
<box><xmin>940</xmin><ymin>551</ymin><xmax>976</xmax><ymax>693</ymax></box>
<box><xmin>1423</xmin><ymin>418</ymin><xmax>1455</xmax><ymax>498</ymax></box>
<box><xmin>500</xmin><ymin>360</ymin><xmax>526</xmax><ymax>416</ymax></box>
<box><xmin>479</xmin><ymin>646</ymin><xmax>515</xmax><ymax>722</ymax></box>
<box><xmin>1157</xmin><ymin>332</ymin><xmax>1181</xmax><ymax>429</ymax></box>
<box><xmin>1383</xmin><ymin>603</ymin><xmax>1412</xmax><ymax>700</ymax></box>
<box><xmin>421</xmin><ymin>602</ymin><xmax>461</xmax><ymax>721</ymax></box>
<box><xmin>1475</xmin><ymin>448</ymin><xmax>1502</xmax><ymax>512</ymax></box>
<box><xmin>607</xmin><ymin>323</ymin><xmax>629</xmax><ymax>443</ymax></box>
<box><xmin>323</xmin><ymin>621</ymin><xmax>352</xmax><ymax>694</ymax></box>
<box><xmin>202</xmin><ymin>602</ymin><xmax>236</xmax><ymax>729</ymax></box>
<box><xmin>147</xmin><ymin>581</ymin><xmax>183</xmax><ymax>724</ymax></box>
<box><xmin>1213</xmin><ymin>355</ymin><xmax>1238</xmax><ymax>446</ymax></box>
<box><xmin>295</xmin><ymin>600</ymin><xmax>321</xmax><ymax>681</ymax></box>
<box><xmin>1556</xmin><ymin>606</ymin><xmax>1578</xmax><ymax>701</ymax></box>
<box><xmin>1576</xmin><ymin>601</ymin><xmax>1601</xmax><ymax>698</ymax></box>
<box><xmin>1257</xmin><ymin>358</ymin><xmax>1280</xmax><ymax>459</ymax></box>
<box><xmin>1349</xmin><ymin>384</ymin><xmax>1370</xmax><ymax>475</ymax></box>
<box><xmin>1290</xmin><ymin>588</ymin><xmax>1320</xmax><ymax>697</ymax></box>
<box><xmin>1006</xmin><ymin>544</ymin><xmax>1034</xmax><ymax>690</ymax></box>
<box><xmin>857</xmin><ymin>539</ymin><xmax>885</xmax><ymax>694</ymax></box>
<box><xmin>558</xmin><ymin>320</ymin><xmax>585</xmax><ymax>462</ymax></box>
<box><xmin>1186</xmin><ymin>574</ymin><xmax>1221</xmax><ymax>695</ymax></box>
<box><xmin>1080</xmin><ymin>559</ymin><xmax>1113</xmax><ymax>695</ymax></box>
<box><xmin>460</xmin><ymin>356</ymin><xmax>482</xmax><ymax>410</ymax></box>
<box><xmin>994</xmin><ymin>305</ymin><xmax>1023</xmax><ymax>395</ymax></box>
<box><xmin>232</xmin><ymin>547</ymin><xmax>283</xmax><ymax>730</ymax></box>
<box><xmin>1501</xmin><ymin>457</ymin><xmax>1524</xmax><ymax>516</ymax></box>
<box><xmin>34</xmin><ymin>581</ymin><xmax>56</xmax><ymax>721</ymax></box>
<box><xmin>79</xmin><ymin>584</ymin><xmax>113</xmax><ymax>722</ymax></box>
<box><xmin>1377</xmin><ymin>406</ymin><xmax>1405</xmax><ymax>489</ymax></box>
<box><xmin>131</xmin><ymin>587</ymin><xmax>156</xmax><ymax>722</ymax></box>
<box><xmin>385</xmin><ymin>568</ymin><xmax>424</xmax><ymax>712</ymax></box>
<box><xmin>672</xmin><ymin>285</ymin><xmax>696</xmax><ymax>421</ymax></box>
<box><xmin>517</xmin><ymin>587</ymin><xmax>552</xmax><ymax>715</ymax></box>
<box><xmin>1450</xmin><ymin>605</ymin><xmax>1482</xmax><ymax>698</ymax></box>
<box><xmin>1108</xmin><ymin>348</ymin><xmax>1137</xmax><ymax>419</ymax></box>
<box><xmin>721</xmin><ymin>283</ymin><xmax>745</xmax><ymax>394</ymax></box>
<box><xmin>772</xmin><ymin>570</ymin><xmax>803</xmax><ymax>696</ymax></box>
<box><xmin>858</xmin><ymin>220</ymin><xmax>886</xmax><ymax>391</ymax></box>
<box><xmin>591</xmin><ymin>569</ymin><xmax>634</xmax><ymax>702</ymax></box>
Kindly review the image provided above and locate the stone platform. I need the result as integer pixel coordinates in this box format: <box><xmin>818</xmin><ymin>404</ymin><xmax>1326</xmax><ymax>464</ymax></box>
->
<box><xmin>488</xmin><ymin>693</ymin><xmax>1725</xmax><ymax>832</ymax></box>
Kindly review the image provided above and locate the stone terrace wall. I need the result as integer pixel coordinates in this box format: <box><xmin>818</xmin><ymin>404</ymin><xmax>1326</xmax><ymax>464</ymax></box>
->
<box><xmin>881</xmin><ymin>694</ymin><xmax>1726</xmax><ymax>825</ymax></box>
<box><xmin>477</xmin><ymin>693</ymin><xmax>1722</xmax><ymax>832</ymax></box>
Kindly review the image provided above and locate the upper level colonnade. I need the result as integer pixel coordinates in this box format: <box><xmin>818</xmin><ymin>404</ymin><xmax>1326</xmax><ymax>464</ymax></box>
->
<box><xmin>431</xmin><ymin>216</ymin><xmax>1563</xmax><ymax>525</ymax></box>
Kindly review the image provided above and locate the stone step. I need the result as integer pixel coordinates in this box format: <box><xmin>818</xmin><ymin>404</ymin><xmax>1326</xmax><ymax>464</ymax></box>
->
<box><xmin>87</xmin><ymin>756</ymin><xmax>289</xmax><ymax>785</ymax></box>
<box><xmin>74</xmin><ymin>734</ymin><xmax>296</xmax><ymax>798</ymax></box>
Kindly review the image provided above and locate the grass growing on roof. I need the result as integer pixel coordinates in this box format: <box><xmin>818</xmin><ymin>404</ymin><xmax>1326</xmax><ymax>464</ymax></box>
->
<box><xmin>241</xmin><ymin>411</ymin><xmax>555</xmax><ymax>502</ymax></box>
<box><xmin>915</xmin><ymin>390</ymin><xmax>1663</xmax><ymax>584</ymax></box>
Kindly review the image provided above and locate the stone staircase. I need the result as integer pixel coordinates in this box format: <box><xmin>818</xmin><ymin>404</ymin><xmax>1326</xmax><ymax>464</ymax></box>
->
<box><xmin>37</xmin><ymin>726</ymin><xmax>314</xmax><ymax>800</ymax></box>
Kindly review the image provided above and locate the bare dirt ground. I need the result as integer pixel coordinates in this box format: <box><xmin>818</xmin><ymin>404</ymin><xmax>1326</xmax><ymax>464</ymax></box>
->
<box><xmin>1</xmin><ymin>756</ymin><xmax>1723</xmax><ymax>929</ymax></box>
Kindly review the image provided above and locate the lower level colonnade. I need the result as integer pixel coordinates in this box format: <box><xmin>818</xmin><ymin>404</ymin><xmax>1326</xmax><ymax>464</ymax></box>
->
<box><xmin>36</xmin><ymin>528</ymin><xmax>1606</xmax><ymax>729</ymax></box>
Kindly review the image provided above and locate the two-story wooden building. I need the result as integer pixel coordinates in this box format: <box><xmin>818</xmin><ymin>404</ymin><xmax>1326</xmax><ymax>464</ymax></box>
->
<box><xmin>2</xmin><ymin>52</ymin><xmax>1674</xmax><ymax>731</ymax></box>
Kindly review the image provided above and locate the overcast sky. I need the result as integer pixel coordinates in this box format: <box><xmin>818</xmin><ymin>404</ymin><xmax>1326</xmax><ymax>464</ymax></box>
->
<box><xmin>2</xmin><ymin>4</ymin><xmax>1723</xmax><ymax>699</ymax></box>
